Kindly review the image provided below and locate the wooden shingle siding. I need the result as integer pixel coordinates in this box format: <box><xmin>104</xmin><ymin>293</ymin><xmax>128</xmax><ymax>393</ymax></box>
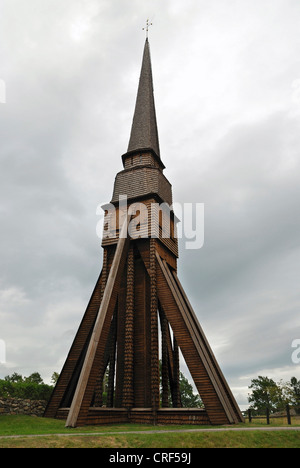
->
<box><xmin>111</xmin><ymin>166</ymin><xmax>173</xmax><ymax>206</ymax></box>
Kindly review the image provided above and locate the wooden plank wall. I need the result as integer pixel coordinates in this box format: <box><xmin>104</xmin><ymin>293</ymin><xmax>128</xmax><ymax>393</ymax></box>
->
<box><xmin>133</xmin><ymin>255</ymin><xmax>152</xmax><ymax>407</ymax></box>
<box><xmin>56</xmin><ymin>408</ymin><xmax>210</xmax><ymax>426</ymax></box>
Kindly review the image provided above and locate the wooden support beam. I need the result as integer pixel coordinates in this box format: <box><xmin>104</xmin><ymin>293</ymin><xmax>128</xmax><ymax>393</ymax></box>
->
<box><xmin>44</xmin><ymin>271</ymin><xmax>103</xmax><ymax>418</ymax></box>
<box><xmin>155</xmin><ymin>252</ymin><xmax>243</xmax><ymax>424</ymax></box>
<box><xmin>65</xmin><ymin>214</ymin><xmax>131</xmax><ymax>428</ymax></box>
<box><xmin>158</xmin><ymin>256</ymin><xmax>232</xmax><ymax>419</ymax></box>
<box><xmin>106</xmin><ymin>308</ymin><xmax>118</xmax><ymax>407</ymax></box>
<box><xmin>159</xmin><ymin>307</ymin><xmax>170</xmax><ymax>407</ymax></box>
<box><xmin>171</xmin><ymin>269</ymin><xmax>243</xmax><ymax>423</ymax></box>
<box><xmin>172</xmin><ymin>336</ymin><xmax>181</xmax><ymax>408</ymax></box>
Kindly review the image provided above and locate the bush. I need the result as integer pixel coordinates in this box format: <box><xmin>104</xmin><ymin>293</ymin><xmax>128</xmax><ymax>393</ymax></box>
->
<box><xmin>0</xmin><ymin>373</ymin><xmax>53</xmax><ymax>401</ymax></box>
<box><xmin>0</xmin><ymin>380</ymin><xmax>14</xmax><ymax>398</ymax></box>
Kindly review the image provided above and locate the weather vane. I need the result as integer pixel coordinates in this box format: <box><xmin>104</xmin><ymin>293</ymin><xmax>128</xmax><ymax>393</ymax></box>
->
<box><xmin>143</xmin><ymin>19</ymin><xmax>153</xmax><ymax>39</ymax></box>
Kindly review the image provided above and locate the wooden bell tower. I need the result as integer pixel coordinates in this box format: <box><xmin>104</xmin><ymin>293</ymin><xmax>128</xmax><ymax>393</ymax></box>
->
<box><xmin>44</xmin><ymin>39</ymin><xmax>244</xmax><ymax>427</ymax></box>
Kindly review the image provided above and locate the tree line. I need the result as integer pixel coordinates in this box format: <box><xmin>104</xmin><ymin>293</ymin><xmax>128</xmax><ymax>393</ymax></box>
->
<box><xmin>2</xmin><ymin>371</ymin><xmax>298</xmax><ymax>415</ymax></box>
<box><xmin>0</xmin><ymin>372</ymin><xmax>58</xmax><ymax>401</ymax></box>
<box><xmin>248</xmin><ymin>376</ymin><xmax>300</xmax><ymax>415</ymax></box>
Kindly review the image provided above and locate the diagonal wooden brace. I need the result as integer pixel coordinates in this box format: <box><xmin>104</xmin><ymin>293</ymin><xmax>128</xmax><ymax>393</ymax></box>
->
<box><xmin>65</xmin><ymin>213</ymin><xmax>132</xmax><ymax>428</ymax></box>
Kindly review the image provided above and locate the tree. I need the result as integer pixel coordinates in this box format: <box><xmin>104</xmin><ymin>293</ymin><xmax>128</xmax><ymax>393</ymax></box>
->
<box><xmin>0</xmin><ymin>372</ymin><xmax>53</xmax><ymax>401</ymax></box>
<box><xmin>288</xmin><ymin>377</ymin><xmax>300</xmax><ymax>412</ymax></box>
<box><xmin>51</xmin><ymin>372</ymin><xmax>59</xmax><ymax>386</ymax></box>
<box><xmin>4</xmin><ymin>372</ymin><xmax>23</xmax><ymax>383</ymax></box>
<box><xmin>24</xmin><ymin>372</ymin><xmax>43</xmax><ymax>385</ymax></box>
<box><xmin>248</xmin><ymin>376</ymin><xmax>282</xmax><ymax>414</ymax></box>
<box><xmin>159</xmin><ymin>361</ymin><xmax>203</xmax><ymax>408</ymax></box>
<box><xmin>179</xmin><ymin>371</ymin><xmax>203</xmax><ymax>408</ymax></box>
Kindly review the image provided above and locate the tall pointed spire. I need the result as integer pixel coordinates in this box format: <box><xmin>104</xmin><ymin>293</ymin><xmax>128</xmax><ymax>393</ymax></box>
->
<box><xmin>127</xmin><ymin>38</ymin><xmax>161</xmax><ymax>160</ymax></box>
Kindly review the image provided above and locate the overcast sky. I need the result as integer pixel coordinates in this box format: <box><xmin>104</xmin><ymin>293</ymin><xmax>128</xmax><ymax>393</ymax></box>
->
<box><xmin>1</xmin><ymin>0</ymin><xmax>300</xmax><ymax>410</ymax></box>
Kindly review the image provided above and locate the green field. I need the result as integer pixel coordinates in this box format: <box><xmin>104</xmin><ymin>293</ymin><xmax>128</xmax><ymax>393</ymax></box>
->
<box><xmin>0</xmin><ymin>415</ymin><xmax>299</xmax><ymax>448</ymax></box>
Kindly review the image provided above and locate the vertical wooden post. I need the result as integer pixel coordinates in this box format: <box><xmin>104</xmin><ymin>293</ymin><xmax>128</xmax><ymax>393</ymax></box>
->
<box><xmin>106</xmin><ymin>309</ymin><xmax>118</xmax><ymax>407</ymax></box>
<box><xmin>150</xmin><ymin>239</ymin><xmax>159</xmax><ymax>416</ymax></box>
<box><xmin>160</xmin><ymin>310</ymin><xmax>169</xmax><ymax>407</ymax></box>
<box><xmin>248</xmin><ymin>409</ymin><xmax>252</xmax><ymax>423</ymax></box>
<box><xmin>286</xmin><ymin>404</ymin><xmax>291</xmax><ymax>425</ymax></box>
<box><xmin>266</xmin><ymin>407</ymin><xmax>270</xmax><ymax>425</ymax></box>
<box><xmin>173</xmin><ymin>337</ymin><xmax>181</xmax><ymax>408</ymax></box>
<box><xmin>122</xmin><ymin>246</ymin><xmax>135</xmax><ymax>409</ymax></box>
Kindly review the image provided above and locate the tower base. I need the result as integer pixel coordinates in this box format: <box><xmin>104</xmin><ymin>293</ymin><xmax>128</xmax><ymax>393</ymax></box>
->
<box><xmin>45</xmin><ymin>229</ymin><xmax>244</xmax><ymax>427</ymax></box>
<box><xmin>55</xmin><ymin>407</ymin><xmax>210</xmax><ymax>426</ymax></box>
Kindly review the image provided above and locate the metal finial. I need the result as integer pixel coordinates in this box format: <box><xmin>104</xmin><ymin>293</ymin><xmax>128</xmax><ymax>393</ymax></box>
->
<box><xmin>143</xmin><ymin>19</ymin><xmax>153</xmax><ymax>39</ymax></box>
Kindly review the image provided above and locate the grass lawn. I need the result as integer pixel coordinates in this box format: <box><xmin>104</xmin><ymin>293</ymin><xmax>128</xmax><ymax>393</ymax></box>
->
<box><xmin>0</xmin><ymin>415</ymin><xmax>299</xmax><ymax>448</ymax></box>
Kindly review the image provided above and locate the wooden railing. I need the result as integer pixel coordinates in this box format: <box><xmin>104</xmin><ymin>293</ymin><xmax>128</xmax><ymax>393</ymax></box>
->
<box><xmin>246</xmin><ymin>405</ymin><xmax>300</xmax><ymax>425</ymax></box>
